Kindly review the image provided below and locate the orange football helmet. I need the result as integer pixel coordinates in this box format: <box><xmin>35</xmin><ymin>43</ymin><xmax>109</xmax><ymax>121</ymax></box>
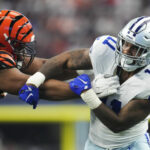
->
<box><xmin>0</xmin><ymin>10</ymin><xmax>36</xmax><ymax>69</ymax></box>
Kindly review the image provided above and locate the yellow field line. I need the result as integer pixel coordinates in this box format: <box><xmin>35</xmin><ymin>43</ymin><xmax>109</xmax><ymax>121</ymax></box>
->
<box><xmin>0</xmin><ymin>105</ymin><xmax>90</xmax><ymax>122</ymax></box>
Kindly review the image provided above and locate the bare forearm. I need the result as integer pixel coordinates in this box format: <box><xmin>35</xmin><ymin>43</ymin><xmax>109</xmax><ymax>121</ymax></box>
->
<box><xmin>93</xmin><ymin>100</ymin><xmax>150</xmax><ymax>133</ymax></box>
<box><xmin>51</xmin><ymin>69</ymin><xmax>78</xmax><ymax>81</ymax></box>
<box><xmin>0</xmin><ymin>68</ymin><xmax>30</xmax><ymax>95</ymax></box>
<box><xmin>93</xmin><ymin>104</ymin><xmax>124</xmax><ymax>133</ymax></box>
<box><xmin>22</xmin><ymin>57</ymin><xmax>47</xmax><ymax>75</ymax></box>
<box><xmin>39</xmin><ymin>49</ymin><xmax>92</xmax><ymax>79</ymax></box>
<box><xmin>39</xmin><ymin>79</ymin><xmax>78</xmax><ymax>100</ymax></box>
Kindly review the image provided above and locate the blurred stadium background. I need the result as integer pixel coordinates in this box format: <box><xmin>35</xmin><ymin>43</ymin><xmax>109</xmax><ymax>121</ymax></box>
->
<box><xmin>0</xmin><ymin>0</ymin><xmax>150</xmax><ymax>150</ymax></box>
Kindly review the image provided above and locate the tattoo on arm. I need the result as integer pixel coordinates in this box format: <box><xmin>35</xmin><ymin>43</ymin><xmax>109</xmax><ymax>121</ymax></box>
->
<box><xmin>39</xmin><ymin>48</ymin><xmax>92</xmax><ymax>79</ymax></box>
<box><xmin>67</xmin><ymin>49</ymin><xmax>92</xmax><ymax>70</ymax></box>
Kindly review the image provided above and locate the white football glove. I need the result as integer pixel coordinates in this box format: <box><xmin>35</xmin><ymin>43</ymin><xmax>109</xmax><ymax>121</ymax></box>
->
<box><xmin>0</xmin><ymin>91</ymin><xmax>7</xmax><ymax>99</ymax></box>
<box><xmin>92</xmin><ymin>74</ymin><xmax>120</xmax><ymax>98</ymax></box>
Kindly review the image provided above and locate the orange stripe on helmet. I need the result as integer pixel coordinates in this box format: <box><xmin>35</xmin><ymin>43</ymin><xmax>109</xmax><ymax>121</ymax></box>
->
<box><xmin>0</xmin><ymin>50</ymin><xmax>14</xmax><ymax>56</ymax></box>
<box><xmin>22</xmin><ymin>31</ymin><xmax>34</xmax><ymax>42</ymax></box>
<box><xmin>8</xmin><ymin>15</ymin><xmax>23</xmax><ymax>37</ymax></box>
<box><xmin>0</xmin><ymin>16</ymin><xmax>11</xmax><ymax>37</ymax></box>
<box><xmin>0</xmin><ymin>50</ymin><xmax>16</xmax><ymax>64</ymax></box>
<box><xmin>10</xmin><ymin>16</ymin><xmax>29</xmax><ymax>39</ymax></box>
<box><xmin>0</xmin><ymin>10</ymin><xmax>9</xmax><ymax>16</ymax></box>
<box><xmin>0</xmin><ymin>10</ymin><xmax>10</xmax><ymax>25</ymax></box>
<box><xmin>0</xmin><ymin>58</ymin><xmax>15</xmax><ymax>66</ymax></box>
<box><xmin>15</xmin><ymin>22</ymin><xmax>33</xmax><ymax>42</ymax></box>
<box><xmin>0</xmin><ymin>53</ymin><xmax>15</xmax><ymax>62</ymax></box>
<box><xmin>21</xmin><ymin>27</ymin><xmax>33</xmax><ymax>42</ymax></box>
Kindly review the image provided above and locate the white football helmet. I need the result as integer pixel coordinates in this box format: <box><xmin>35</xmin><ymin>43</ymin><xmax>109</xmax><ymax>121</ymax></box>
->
<box><xmin>116</xmin><ymin>16</ymin><xmax>150</xmax><ymax>72</ymax></box>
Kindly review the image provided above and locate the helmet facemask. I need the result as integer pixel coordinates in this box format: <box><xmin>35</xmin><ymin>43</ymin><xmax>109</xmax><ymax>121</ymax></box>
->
<box><xmin>10</xmin><ymin>38</ymin><xmax>36</xmax><ymax>70</ymax></box>
<box><xmin>115</xmin><ymin>34</ymin><xmax>149</xmax><ymax>72</ymax></box>
<box><xmin>115</xmin><ymin>17</ymin><xmax>150</xmax><ymax>72</ymax></box>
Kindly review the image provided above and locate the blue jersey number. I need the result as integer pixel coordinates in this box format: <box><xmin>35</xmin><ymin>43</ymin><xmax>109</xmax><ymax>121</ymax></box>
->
<box><xmin>90</xmin><ymin>36</ymin><xmax>117</xmax><ymax>53</ymax></box>
<box><xmin>110</xmin><ymin>99</ymin><xmax>121</xmax><ymax>114</ymax></box>
<box><xmin>145</xmin><ymin>69</ymin><xmax>150</xmax><ymax>74</ymax></box>
<box><xmin>101</xmin><ymin>98</ymin><xmax>121</xmax><ymax>114</ymax></box>
<box><xmin>102</xmin><ymin>36</ymin><xmax>117</xmax><ymax>51</ymax></box>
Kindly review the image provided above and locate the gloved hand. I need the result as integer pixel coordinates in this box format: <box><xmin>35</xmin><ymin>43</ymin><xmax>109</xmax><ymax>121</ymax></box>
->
<box><xmin>19</xmin><ymin>84</ymin><xmax>39</xmax><ymax>109</ymax></box>
<box><xmin>69</xmin><ymin>74</ymin><xmax>91</xmax><ymax>95</ymax></box>
<box><xmin>92</xmin><ymin>74</ymin><xmax>120</xmax><ymax>98</ymax></box>
<box><xmin>0</xmin><ymin>90</ymin><xmax>7</xmax><ymax>99</ymax></box>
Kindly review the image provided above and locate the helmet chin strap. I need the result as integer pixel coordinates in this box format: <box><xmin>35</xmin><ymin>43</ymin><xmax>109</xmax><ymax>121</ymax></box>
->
<box><xmin>121</xmin><ymin>64</ymin><xmax>139</xmax><ymax>72</ymax></box>
<box><xmin>120</xmin><ymin>58</ymin><xmax>142</xmax><ymax>72</ymax></box>
<box><xmin>17</xmin><ymin>61</ymin><xmax>23</xmax><ymax>69</ymax></box>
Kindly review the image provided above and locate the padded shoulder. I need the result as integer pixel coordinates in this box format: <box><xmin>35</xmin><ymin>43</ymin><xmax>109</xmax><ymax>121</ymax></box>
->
<box><xmin>90</xmin><ymin>35</ymin><xmax>117</xmax><ymax>54</ymax></box>
<box><xmin>89</xmin><ymin>35</ymin><xmax>117</xmax><ymax>75</ymax></box>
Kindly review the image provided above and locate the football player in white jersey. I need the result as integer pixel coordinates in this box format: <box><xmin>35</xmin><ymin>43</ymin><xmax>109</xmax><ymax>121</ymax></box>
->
<box><xmin>19</xmin><ymin>17</ymin><xmax>150</xmax><ymax>149</ymax></box>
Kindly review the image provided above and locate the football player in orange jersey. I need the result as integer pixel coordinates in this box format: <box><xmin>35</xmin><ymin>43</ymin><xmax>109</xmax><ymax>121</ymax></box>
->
<box><xmin>0</xmin><ymin>9</ymin><xmax>78</xmax><ymax>108</ymax></box>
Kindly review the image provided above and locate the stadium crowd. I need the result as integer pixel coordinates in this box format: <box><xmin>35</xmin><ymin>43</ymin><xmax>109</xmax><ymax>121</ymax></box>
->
<box><xmin>0</xmin><ymin>0</ymin><xmax>150</xmax><ymax>150</ymax></box>
<box><xmin>0</xmin><ymin>0</ymin><xmax>149</xmax><ymax>58</ymax></box>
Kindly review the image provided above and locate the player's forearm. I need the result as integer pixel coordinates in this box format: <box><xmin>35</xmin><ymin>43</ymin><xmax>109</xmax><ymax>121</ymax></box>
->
<box><xmin>80</xmin><ymin>89</ymin><xmax>134</xmax><ymax>133</ymax></box>
<box><xmin>0</xmin><ymin>68</ymin><xmax>30</xmax><ymax>95</ymax></box>
<box><xmin>93</xmin><ymin>105</ymin><xmax>126</xmax><ymax>133</ymax></box>
<box><xmin>25</xmin><ymin>49</ymin><xmax>92</xmax><ymax>88</ymax></box>
<box><xmin>39</xmin><ymin>79</ymin><xmax>78</xmax><ymax>100</ymax></box>
<box><xmin>23</xmin><ymin>57</ymin><xmax>47</xmax><ymax>75</ymax></box>
<box><xmin>49</xmin><ymin>69</ymin><xmax>78</xmax><ymax>81</ymax></box>
<box><xmin>93</xmin><ymin>100</ymin><xmax>149</xmax><ymax>133</ymax></box>
<box><xmin>39</xmin><ymin>49</ymin><xmax>92</xmax><ymax>80</ymax></box>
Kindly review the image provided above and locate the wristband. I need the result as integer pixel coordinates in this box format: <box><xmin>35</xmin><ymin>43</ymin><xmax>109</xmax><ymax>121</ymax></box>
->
<box><xmin>26</xmin><ymin>72</ymin><xmax>46</xmax><ymax>88</ymax></box>
<box><xmin>81</xmin><ymin>89</ymin><xmax>102</xmax><ymax>109</ymax></box>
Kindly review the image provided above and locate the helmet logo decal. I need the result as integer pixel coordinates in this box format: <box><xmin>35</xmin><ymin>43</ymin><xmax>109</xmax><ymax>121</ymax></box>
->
<box><xmin>128</xmin><ymin>17</ymin><xmax>150</xmax><ymax>37</ymax></box>
<box><xmin>133</xmin><ymin>19</ymin><xmax>150</xmax><ymax>37</ymax></box>
<box><xmin>128</xmin><ymin>16</ymin><xmax>145</xmax><ymax>34</ymax></box>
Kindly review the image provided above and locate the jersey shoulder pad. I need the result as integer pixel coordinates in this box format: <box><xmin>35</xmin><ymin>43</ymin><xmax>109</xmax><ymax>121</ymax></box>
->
<box><xmin>90</xmin><ymin>35</ymin><xmax>117</xmax><ymax>55</ymax></box>
<box><xmin>0</xmin><ymin>50</ymin><xmax>16</xmax><ymax>69</ymax></box>
<box><xmin>89</xmin><ymin>35</ymin><xmax>117</xmax><ymax>74</ymax></box>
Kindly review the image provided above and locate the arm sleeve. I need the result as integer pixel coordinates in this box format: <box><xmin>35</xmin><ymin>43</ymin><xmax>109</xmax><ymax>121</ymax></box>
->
<box><xmin>0</xmin><ymin>50</ymin><xmax>16</xmax><ymax>69</ymax></box>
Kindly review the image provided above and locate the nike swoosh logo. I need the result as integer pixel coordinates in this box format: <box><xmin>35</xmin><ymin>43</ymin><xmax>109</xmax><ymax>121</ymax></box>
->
<box><xmin>25</xmin><ymin>87</ymin><xmax>32</xmax><ymax>92</ymax></box>
<box><xmin>78</xmin><ymin>77</ymin><xmax>88</xmax><ymax>84</ymax></box>
<box><xmin>26</xmin><ymin>93</ymin><xmax>33</xmax><ymax>102</ymax></box>
<box><xmin>28</xmin><ymin>87</ymin><xmax>32</xmax><ymax>91</ymax></box>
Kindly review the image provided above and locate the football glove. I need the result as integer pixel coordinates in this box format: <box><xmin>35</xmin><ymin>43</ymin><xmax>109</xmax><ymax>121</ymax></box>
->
<box><xmin>92</xmin><ymin>74</ymin><xmax>120</xmax><ymax>98</ymax></box>
<box><xmin>19</xmin><ymin>84</ymin><xmax>39</xmax><ymax>109</ymax></box>
<box><xmin>69</xmin><ymin>74</ymin><xmax>91</xmax><ymax>95</ymax></box>
<box><xmin>0</xmin><ymin>90</ymin><xmax>7</xmax><ymax>99</ymax></box>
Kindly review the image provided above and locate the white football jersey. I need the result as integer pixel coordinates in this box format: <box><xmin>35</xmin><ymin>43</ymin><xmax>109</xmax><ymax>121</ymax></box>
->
<box><xmin>88</xmin><ymin>35</ymin><xmax>150</xmax><ymax>149</ymax></box>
